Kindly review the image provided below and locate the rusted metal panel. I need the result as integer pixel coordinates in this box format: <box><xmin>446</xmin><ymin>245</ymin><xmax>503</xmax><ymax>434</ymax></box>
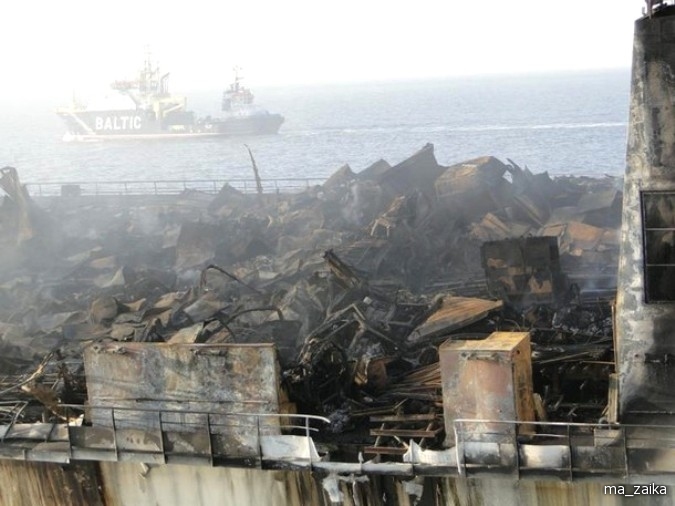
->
<box><xmin>562</xmin><ymin>221</ymin><xmax>605</xmax><ymax>253</ymax></box>
<box><xmin>434</xmin><ymin>157</ymin><xmax>511</xmax><ymax>219</ymax></box>
<box><xmin>481</xmin><ymin>237</ymin><xmax>566</xmax><ymax>304</ymax></box>
<box><xmin>440</xmin><ymin>332</ymin><xmax>535</xmax><ymax>447</ymax></box>
<box><xmin>84</xmin><ymin>343</ymin><xmax>279</xmax><ymax>432</ymax></box>
<box><xmin>434</xmin><ymin>156</ymin><xmax>507</xmax><ymax>198</ymax></box>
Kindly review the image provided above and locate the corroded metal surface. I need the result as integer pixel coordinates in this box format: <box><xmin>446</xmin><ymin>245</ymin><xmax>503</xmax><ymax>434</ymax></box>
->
<box><xmin>440</xmin><ymin>332</ymin><xmax>535</xmax><ymax>446</ymax></box>
<box><xmin>83</xmin><ymin>342</ymin><xmax>282</xmax><ymax>428</ymax></box>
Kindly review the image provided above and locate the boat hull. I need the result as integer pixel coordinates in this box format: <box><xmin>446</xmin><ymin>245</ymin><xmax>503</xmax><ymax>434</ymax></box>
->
<box><xmin>212</xmin><ymin>114</ymin><xmax>285</xmax><ymax>136</ymax></box>
<box><xmin>57</xmin><ymin>109</ymin><xmax>284</xmax><ymax>140</ymax></box>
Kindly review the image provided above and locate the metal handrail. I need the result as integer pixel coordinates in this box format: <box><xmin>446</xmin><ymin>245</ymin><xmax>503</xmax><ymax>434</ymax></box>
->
<box><xmin>453</xmin><ymin>417</ymin><xmax>675</xmax><ymax>477</ymax></box>
<box><xmin>58</xmin><ymin>403</ymin><xmax>330</xmax><ymax>424</ymax></box>
<box><xmin>24</xmin><ymin>177</ymin><xmax>326</xmax><ymax>197</ymax></box>
<box><xmin>453</xmin><ymin>417</ymin><xmax>675</xmax><ymax>430</ymax></box>
<box><xmin>60</xmin><ymin>403</ymin><xmax>330</xmax><ymax>438</ymax></box>
<box><xmin>31</xmin><ymin>403</ymin><xmax>332</xmax><ymax>467</ymax></box>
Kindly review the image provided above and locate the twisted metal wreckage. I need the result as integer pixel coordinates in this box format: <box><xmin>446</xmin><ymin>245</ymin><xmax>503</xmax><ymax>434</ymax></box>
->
<box><xmin>0</xmin><ymin>144</ymin><xmax>619</xmax><ymax>471</ymax></box>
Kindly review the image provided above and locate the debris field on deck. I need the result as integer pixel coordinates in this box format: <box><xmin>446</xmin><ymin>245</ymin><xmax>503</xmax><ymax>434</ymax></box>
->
<box><xmin>0</xmin><ymin>144</ymin><xmax>619</xmax><ymax>458</ymax></box>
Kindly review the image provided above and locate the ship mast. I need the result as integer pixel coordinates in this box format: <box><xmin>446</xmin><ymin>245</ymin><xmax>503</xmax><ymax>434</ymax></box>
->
<box><xmin>110</xmin><ymin>50</ymin><xmax>170</xmax><ymax>106</ymax></box>
<box><xmin>222</xmin><ymin>66</ymin><xmax>254</xmax><ymax>112</ymax></box>
<box><xmin>233</xmin><ymin>65</ymin><xmax>242</xmax><ymax>93</ymax></box>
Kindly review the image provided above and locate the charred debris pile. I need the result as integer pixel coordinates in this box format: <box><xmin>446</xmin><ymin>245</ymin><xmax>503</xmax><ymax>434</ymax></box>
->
<box><xmin>0</xmin><ymin>145</ymin><xmax>620</xmax><ymax>456</ymax></box>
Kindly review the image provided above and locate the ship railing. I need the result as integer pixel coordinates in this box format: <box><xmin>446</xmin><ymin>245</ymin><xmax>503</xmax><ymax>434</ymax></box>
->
<box><xmin>453</xmin><ymin>417</ymin><xmax>675</xmax><ymax>478</ymax></box>
<box><xmin>24</xmin><ymin>178</ymin><xmax>326</xmax><ymax>197</ymax></box>
<box><xmin>1</xmin><ymin>403</ymin><xmax>331</xmax><ymax>467</ymax></box>
<box><xmin>7</xmin><ymin>406</ymin><xmax>675</xmax><ymax>476</ymax></box>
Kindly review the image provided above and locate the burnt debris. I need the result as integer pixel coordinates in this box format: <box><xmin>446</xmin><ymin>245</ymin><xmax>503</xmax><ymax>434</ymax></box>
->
<box><xmin>0</xmin><ymin>145</ymin><xmax>620</xmax><ymax>459</ymax></box>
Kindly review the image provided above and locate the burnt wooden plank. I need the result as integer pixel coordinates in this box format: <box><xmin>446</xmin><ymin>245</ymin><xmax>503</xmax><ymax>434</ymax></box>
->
<box><xmin>370</xmin><ymin>414</ymin><xmax>437</xmax><ymax>423</ymax></box>
<box><xmin>370</xmin><ymin>427</ymin><xmax>442</xmax><ymax>438</ymax></box>
<box><xmin>363</xmin><ymin>446</ymin><xmax>408</xmax><ymax>455</ymax></box>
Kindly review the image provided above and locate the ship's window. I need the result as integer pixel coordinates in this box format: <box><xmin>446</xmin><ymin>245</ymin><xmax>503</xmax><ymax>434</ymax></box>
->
<box><xmin>643</xmin><ymin>191</ymin><xmax>675</xmax><ymax>302</ymax></box>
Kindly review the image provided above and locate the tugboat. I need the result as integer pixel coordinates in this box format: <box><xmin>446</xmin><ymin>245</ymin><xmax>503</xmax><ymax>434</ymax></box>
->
<box><xmin>56</xmin><ymin>57</ymin><xmax>284</xmax><ymax>140</ymax></box>
<box><xmin>213</xmin><ymin>67</ymin><xmax>285</xmax><ymax>135</ymax></box>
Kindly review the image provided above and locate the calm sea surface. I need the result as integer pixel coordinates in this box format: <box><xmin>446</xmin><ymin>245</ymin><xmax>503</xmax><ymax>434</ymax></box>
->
<box><xmin>0</xmin><ymin>69</ymin><xmax>631</xmax><ymax>184</ymax></box>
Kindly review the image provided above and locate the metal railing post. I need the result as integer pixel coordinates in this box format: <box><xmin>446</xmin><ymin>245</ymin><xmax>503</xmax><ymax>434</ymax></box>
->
<box><xmin>66</xmin><ymin>406</ymin><xmax>73</xmax><ymax>461</ymax></box>
<box><xmin>513</xmin><ymin>421</ymin><xmax>520</xmax><ymax>478</ymax></box>
<box><xmin>454</xmin><ymin>421</ymin><xmax>466</xmax><ymax>477</ymax></box>
<box><xmin>305</xmin><ymin>416</ymin><xmax>312</xmax><ymax>464</ymax></box>
<box><xmin>111</xmin><ymin>408</ymin><xmax>119</xmax><ymax>461</ymax></box>
<box><xmin>622</xmin><ymin>426</ymin><xmax>629</xmax><ymax>476</ymax></box>
<box><xmin>158</xmin><ymin>410</ymin><xmax>166</xmax><ymax>464</ymax></box>
<box><xmin>567</xmin><ymin>423</ymin><xmax>573</xmax><ymax>480</ymax></box>
<box><xmin>206</xmin><ymin>413</ymin><xmax>213</xmax><ymax>466</ymax></box>
<box><xmin>256</xmin><ymin>415</ymin><xmax>262</xmax><ymax>463</ymax></box>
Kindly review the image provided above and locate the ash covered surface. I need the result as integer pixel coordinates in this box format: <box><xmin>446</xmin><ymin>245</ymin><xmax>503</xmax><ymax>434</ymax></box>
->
<box><xmin>0</xmin><ymin>144</ymin><xmax>619</xmax><ymax>458</ymax></box>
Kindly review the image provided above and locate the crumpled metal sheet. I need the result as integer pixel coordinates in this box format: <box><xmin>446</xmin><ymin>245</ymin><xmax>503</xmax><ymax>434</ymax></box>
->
<box><xmin>407</xmin><ymin>297</ymin><xmax>503</xmax><ymax>346</ymax></box>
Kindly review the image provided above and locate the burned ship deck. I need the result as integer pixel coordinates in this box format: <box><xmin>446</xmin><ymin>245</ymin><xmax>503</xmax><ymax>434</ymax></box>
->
<box><xmin>0</xmin><ymin>147</ymin><xmax>650</xmax><ymax>479</ymax></box>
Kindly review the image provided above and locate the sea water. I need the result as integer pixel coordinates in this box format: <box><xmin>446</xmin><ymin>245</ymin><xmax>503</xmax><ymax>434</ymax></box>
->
<box><xmin>0</xmin><ymin>69</ymin><xmax>630</xmax><ymax>184</ymax></box>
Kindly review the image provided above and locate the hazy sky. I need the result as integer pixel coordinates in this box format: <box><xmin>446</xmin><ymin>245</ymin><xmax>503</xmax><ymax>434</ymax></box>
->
<box><xmin>2</xmin><ymin>0</ymin><xmax>641</xmax><ymax>100</ymax></box>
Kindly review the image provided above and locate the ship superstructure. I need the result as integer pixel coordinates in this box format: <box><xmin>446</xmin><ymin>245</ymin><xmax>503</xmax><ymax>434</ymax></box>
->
<box><xmin>215</xmin><ymin>67</ymin><xmax>284</xmax><ymax>135</ymax></box>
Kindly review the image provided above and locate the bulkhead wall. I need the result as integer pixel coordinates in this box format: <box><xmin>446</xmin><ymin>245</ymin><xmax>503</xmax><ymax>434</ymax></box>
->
<box><xmin>0</xmin><ymin>461</ymin><xmax>103</xmax><ymax>506</ymax></box>
<box><xmin>2</xmin><ymin>460</ymin><xmax>675</xmax><ymax>506</ymax></box>
<box><xmin>98</xmin><ymin>463</ymin><xmax>319</xmax><ymax>506</ymax></box>
<box><xmin>616</xmin><ymin>6</ymin><xmax>675</xmax><ymax>416</ymax></box>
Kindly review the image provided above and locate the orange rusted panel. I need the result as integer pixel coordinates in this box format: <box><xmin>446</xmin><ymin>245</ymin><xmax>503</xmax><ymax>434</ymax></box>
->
<box><xmin>440</xmin><ymin>332</ymin><xmax>535</xmax><ymax>447</ymax></box>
